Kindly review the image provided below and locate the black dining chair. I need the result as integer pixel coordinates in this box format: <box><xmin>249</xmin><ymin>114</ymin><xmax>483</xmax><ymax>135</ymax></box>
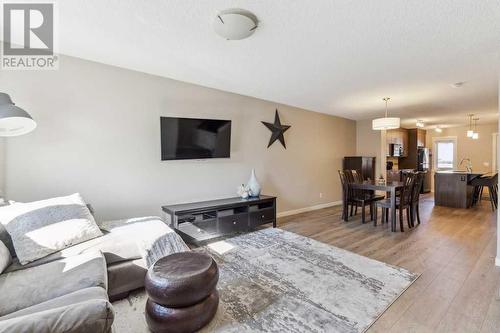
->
<box><xmin>410</xmin><ymin>172</ymin><xmax>425</xmax><ymax>227</ymax></box>
<box><xmin>374</xmin><ymin>172</ymin><xmax>416</xmax><ymax>232</ymax></box>
<box><xmin>338</xmin><ymin>170</ymin><xmax>353</xmax><ymax>221</ymax></box>
<box><xmin>340</xmin><ymin>170</ymin><xmax>384</xmax><ymax>223</ymax></box>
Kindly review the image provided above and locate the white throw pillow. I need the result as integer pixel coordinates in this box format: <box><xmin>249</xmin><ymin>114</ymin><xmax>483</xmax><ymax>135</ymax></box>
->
<box><xmin>0</xmin><ymin>193</ymin><xmax>103</xmax><ymax>265</ymax></box>
<box><xmin>0</xmin><ymin>240</ymin><xmax>11</xmax><ymax>273</ymax></box>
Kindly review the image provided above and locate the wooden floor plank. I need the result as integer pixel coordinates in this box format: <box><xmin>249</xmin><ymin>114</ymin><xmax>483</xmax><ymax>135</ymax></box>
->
<box><xmin>277</xmin><ymin>194</ymin><xmax>499</xmax><ymax>332</ymax></box>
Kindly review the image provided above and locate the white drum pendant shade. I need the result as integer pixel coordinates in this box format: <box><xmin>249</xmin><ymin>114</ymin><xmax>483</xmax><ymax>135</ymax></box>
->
<box><xmin>372</xmin><ymin>97</ymin><xmax>400</xmax><ymax>130</ymax></box>
<box><xmin>372</xmin><ymin>117</ymin><xmax>400</xmax><ymax>130</ymax></box>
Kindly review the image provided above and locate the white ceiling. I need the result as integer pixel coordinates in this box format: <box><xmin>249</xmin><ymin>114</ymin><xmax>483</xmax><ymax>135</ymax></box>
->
<box><xmin>54</xmin><ymin>1</ymin><xmax>500</xmax><ymax>126</ymax></box>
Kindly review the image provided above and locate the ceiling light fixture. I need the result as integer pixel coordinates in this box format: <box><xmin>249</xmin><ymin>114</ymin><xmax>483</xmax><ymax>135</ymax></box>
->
<box><xmin>472</xmin><ymin>118</ymin><xmax>479</xmax><ymax>140</ymax></box>
<box><xmin>0</xmin><ymin>93</ymin><xmax>37</xmax><ymax>137</ymax></box>
<box><xmin>372</xmin><ymin>97</ymin><xmax>400</xmax><ymax>130</ymax></box>
<box><xmin>213</xmin><ymin>9</ymin><xmax>258</xmax><ymax>40</ymax></box>
<box><xmin>434</xmin><ymin>126</ymin><xmax>442</xmax><ymax>133</ymax></box>
<box><xmin>416</xmin><ymin>120</ymin><xmax>425</xmax><ymax>128</ymax></box>
<box><xmin>466</xmin><ymin>114</ymin><xmax>474</xmax><ymax>138</ymax></box>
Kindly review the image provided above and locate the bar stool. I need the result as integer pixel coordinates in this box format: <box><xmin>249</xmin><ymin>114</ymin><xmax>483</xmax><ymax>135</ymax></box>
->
<box><xmin>471</xmin><ymin>173</ymin><xmax>498</xmax><ymax>211</ymax></box>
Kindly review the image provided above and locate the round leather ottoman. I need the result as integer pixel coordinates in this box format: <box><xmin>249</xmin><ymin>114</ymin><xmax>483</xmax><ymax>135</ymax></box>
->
<box><xmin>145</xmin><ymin>252</ymin><xmax>219</xmax><ymax>333</ymax></box>
<box><xmin>146</xmin><ymin>290</ymin><xmax>219</xmax><ymax>333</ymax></box>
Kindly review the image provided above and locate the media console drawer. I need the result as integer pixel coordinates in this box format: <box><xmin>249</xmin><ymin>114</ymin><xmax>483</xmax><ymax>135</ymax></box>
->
<box><xmin>218</xmin><ymin>213</ymin><xmax>248</xmax><ymax>233</ymax></box>
<box><xmin>249</xmin><ymin>208</ymin><xmax>275</xmax><ymax>227</ymax></box>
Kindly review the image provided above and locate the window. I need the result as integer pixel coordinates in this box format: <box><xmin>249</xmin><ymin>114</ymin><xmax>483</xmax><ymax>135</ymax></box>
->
<box><xmin>433</xmin><ymin>137</ymin><xmax>457</xmax><ymax>170</ymax></box>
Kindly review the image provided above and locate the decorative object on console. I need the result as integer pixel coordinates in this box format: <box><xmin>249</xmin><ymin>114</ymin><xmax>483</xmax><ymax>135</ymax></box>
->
<box><xmin>237</xmin><ymin>184</ymin><xmax>250</xmax><ymax>199</ymax></box>
<box><xmin>262</xmin><ymin>109</ymin><xmax>291</xmax><ymax>148</ymax></box>
<box><xmin>0</xmin><ymin>93</ymin><xmax>37</xmax><ymax>137</ymax></box>
<box><xmin>145</xmin><ymin>252</ymin><xmax>219</xmax><ymax>333</ymax></box>
<box><xmin>247</xmin><ymin>168</ymin><xmax>261</xmax><ymax>197</ymax></box>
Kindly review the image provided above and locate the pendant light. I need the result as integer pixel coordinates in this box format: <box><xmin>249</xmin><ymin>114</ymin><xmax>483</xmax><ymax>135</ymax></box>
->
<box><xmin>472</xmin><ymin>118</ymin><xmax>479</xmax><ymax>140</ymax></box>
<box><xmin>0</xmin><ymin>93</ymin><xmax>37</xmax><ymax>137</ymax></box>
<box><xmin>372</xmin><ymin>97</ymin><xmax>400</xmax><ymax>130</ymax></box>
<box><xmin>466</xmin><ymin>114</ymin><xmax>474</xmax><ymax>138</ymax></box>
<box><xmin>416</xmin><ymin>120</ymin><xmax>425</xmax><ymax>128</ymax></box>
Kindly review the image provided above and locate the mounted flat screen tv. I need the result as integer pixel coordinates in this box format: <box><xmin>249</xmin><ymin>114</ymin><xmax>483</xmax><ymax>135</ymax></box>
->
<box><xmin>161</xmin><ymin>117</ymin><xmax>231</xmax><ymax>160</ymax></box>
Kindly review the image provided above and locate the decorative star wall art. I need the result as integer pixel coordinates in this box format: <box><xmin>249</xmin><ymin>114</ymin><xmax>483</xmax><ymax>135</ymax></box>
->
<box><xmin>261</xmin><ymin>109</ymin><xmax>291</xmax><ymax>149</ymax></box>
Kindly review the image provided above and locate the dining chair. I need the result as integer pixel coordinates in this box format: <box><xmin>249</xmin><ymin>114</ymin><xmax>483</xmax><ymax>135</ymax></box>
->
<box><xmin>341</xmin><ymin>170</ymin><xmax>384</xmax><ymax>223</ymax></box>
<box><xmin>374</xmin><ymin>172</ymin><xmax>416</xmax><ymax>232</ymax></box>
<box><xmin>338</xmin><ymin>170</ymin><xmax>353</xmax><ymax>221</ymax></box>
<box><xmin>410</xmin><ymin>172</ymin><xmax>425</xmax><ymax>226</ymax></box>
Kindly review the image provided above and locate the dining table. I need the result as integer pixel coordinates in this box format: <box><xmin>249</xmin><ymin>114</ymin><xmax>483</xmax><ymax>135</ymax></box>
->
<box><xmin>348</xmin><ymin>180</ymin><xmax>405</xmax><ymax>232</ymax></box>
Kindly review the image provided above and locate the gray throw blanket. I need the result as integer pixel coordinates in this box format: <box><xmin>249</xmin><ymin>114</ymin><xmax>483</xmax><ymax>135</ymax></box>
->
<box><xmin>98</xmin><ymin>216</ymin><xmax>190</xmax><ymax>267</ymax></box>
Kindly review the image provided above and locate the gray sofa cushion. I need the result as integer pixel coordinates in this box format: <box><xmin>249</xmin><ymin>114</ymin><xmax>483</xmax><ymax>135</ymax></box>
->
<box><xmin>0</xmin><ymin>287</ymin><xmax>108</xmax><ymax>320</ymax></box>
<box><xmin>0</xmin><ymin>241</ymin><xmax>10</xmax><ymax>274</ymax></box>
<box><xmin>0</xmin><ymin>297</ymin><xmax>113</xmax><ymax>333</ymax></box>
<box><xmin>0</xmin><ymin>193</ymin><xmax>103</xmax><ymax>264</ymax></box>
<box><xmin>0</xmin><ymin>251</ymin><xmax>107</xmax><ymax>317</ymax></box>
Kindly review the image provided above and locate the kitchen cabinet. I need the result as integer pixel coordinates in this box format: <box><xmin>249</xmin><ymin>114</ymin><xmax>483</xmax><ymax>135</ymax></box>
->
<box><xmin>416</xmin><ymin>129</ymin><xmax>426</xmax><ymax>147</ymax></box>
<box><xmin>386</xmin><ymin>129</ymin><xmax>409</xmax><ymax>157</ymax></box>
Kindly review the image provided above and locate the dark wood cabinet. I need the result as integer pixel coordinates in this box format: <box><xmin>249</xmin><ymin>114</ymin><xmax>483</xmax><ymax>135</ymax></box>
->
<box><xmin>399</xmin><ymin>128</ymin><xmax>427</xmax><ymax>170</ymax></box>
<box><xmin>386</xmin><ymin>129</ymin><xmax>409</xmax><ymax>157</ymax></box>
<box><xmin>162</xmin><ymin>196</ymin><xmax>276</xmax><ymax>244</ymax></box>
<box><xmin>343</xmin><ymin>156</ymin><xmax>376</xmax><ymax>181</ymax></box>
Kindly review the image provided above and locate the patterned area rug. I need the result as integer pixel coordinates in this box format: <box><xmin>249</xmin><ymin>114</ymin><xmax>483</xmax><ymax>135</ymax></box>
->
<box><xmin>113</xmin><ymin>228</ymin><xmax>418</xmax><ymax>332</ymax></box>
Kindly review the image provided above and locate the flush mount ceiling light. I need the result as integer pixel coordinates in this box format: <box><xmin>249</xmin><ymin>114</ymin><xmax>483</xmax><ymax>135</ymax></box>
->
<box><xmin>0</xmin><ymin>93</ymin><xmax>37</xmax><ymax>137</ymax></box>
<box><xmin>214</xmin><ymin>9</ymin><xmax>258</xmax><ymax>40</ymax></box>
<box><xmin>434</xmin><ymin>126</ymin><xmax>443</xmax><ymax>133</ymax></box>
<box><xmin>372</xmin><ymin>97</ymin><xmax>400</xmax><ymax>130</ymax></box>
<box><xmin>416</xmin><ymin>120</ymin><xmax>425</xmax><ymax>128</ymax></box>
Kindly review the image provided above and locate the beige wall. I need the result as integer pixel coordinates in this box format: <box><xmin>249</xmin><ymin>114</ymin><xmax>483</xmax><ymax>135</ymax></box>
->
<box><xmin>356</xmin><ymin>119</ymin><xmax>385</xmax><ymax>179</ymax></box>
<box><xmin>0</xmin><ymin>55</ymin><xmax>356</xmax><ymax>220</ymax></box>
<box><xmin>426</xmin><ymin>123</ymin><xmax>498</xmax><ymax>174</ymax></box>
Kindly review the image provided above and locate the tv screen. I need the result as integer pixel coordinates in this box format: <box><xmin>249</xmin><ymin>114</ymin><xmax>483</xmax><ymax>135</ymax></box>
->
<box><xmin>160</xmin><ymin>117</ymin><xmax>231</xmax><ymax>160</ymax></box>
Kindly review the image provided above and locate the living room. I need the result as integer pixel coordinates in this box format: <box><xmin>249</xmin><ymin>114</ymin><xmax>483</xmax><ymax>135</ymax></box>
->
<box><xmin>0</xmin><ymin>1</ymin><xmax>499</xmax><ymax>333</ymax></box>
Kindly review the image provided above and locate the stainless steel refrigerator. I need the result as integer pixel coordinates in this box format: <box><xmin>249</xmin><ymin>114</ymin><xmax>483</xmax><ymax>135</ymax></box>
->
<box><xmin>417</xmin><ymin>148</ymin><xmax>431</xmax><ymax>192</ymax></box>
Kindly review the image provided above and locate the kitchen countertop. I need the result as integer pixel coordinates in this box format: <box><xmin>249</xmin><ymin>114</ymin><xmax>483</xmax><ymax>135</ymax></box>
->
<box><xmin>435</xmin><ymin>170</ymin><xmax>481</xmax><ymax>174</ymax></box>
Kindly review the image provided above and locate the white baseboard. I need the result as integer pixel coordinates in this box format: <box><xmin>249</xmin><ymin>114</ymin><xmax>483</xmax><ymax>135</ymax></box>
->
<box><xmin>277</xmin><ymin>201</ymin><xmax>342</xmax><ymax>218</ymax></box>
<box><xmin>495</xmin><ymin>257</ymin><xmax>500</xmax><ymax>267</ymax></box>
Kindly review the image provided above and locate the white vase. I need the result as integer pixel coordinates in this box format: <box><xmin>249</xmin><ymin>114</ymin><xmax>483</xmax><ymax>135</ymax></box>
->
<box><xmin>247</xmin><ymin>169</ymin><xmax>261</xmax><ymax>197</ymax></box>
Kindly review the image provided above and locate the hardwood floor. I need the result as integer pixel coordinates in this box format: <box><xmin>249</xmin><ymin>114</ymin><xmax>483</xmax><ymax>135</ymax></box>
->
<box><xmin>277</xmin><ymin>194</ymin><xmax>500</xmax><ymax>333</ymax></box>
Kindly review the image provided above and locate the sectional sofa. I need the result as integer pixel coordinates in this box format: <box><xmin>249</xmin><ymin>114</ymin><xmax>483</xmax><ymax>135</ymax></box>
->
<box><xmin>0</xmin><ymin>214</ymin><xmax>189</xmax><ymax>333</ymax></box>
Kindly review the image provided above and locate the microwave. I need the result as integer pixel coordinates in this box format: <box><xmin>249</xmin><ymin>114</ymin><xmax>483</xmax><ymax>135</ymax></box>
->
<box><xmin>388</xmin><ymin>143</ymin><xmax>402</xmax><ymax>157</ymax></box>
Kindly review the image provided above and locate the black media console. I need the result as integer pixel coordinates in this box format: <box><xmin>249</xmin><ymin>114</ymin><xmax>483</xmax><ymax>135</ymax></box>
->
<box><xmin>162</xmin><ymin>195</ymin><xmax>276</xmax><ymax>244</ymax></box>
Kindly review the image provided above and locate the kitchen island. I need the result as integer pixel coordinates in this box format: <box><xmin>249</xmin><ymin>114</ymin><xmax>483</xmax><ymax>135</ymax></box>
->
<box><xmin>434</xmin><ymin>171</ymin><xmax>483</xmax><ymax>208</ymax></box>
